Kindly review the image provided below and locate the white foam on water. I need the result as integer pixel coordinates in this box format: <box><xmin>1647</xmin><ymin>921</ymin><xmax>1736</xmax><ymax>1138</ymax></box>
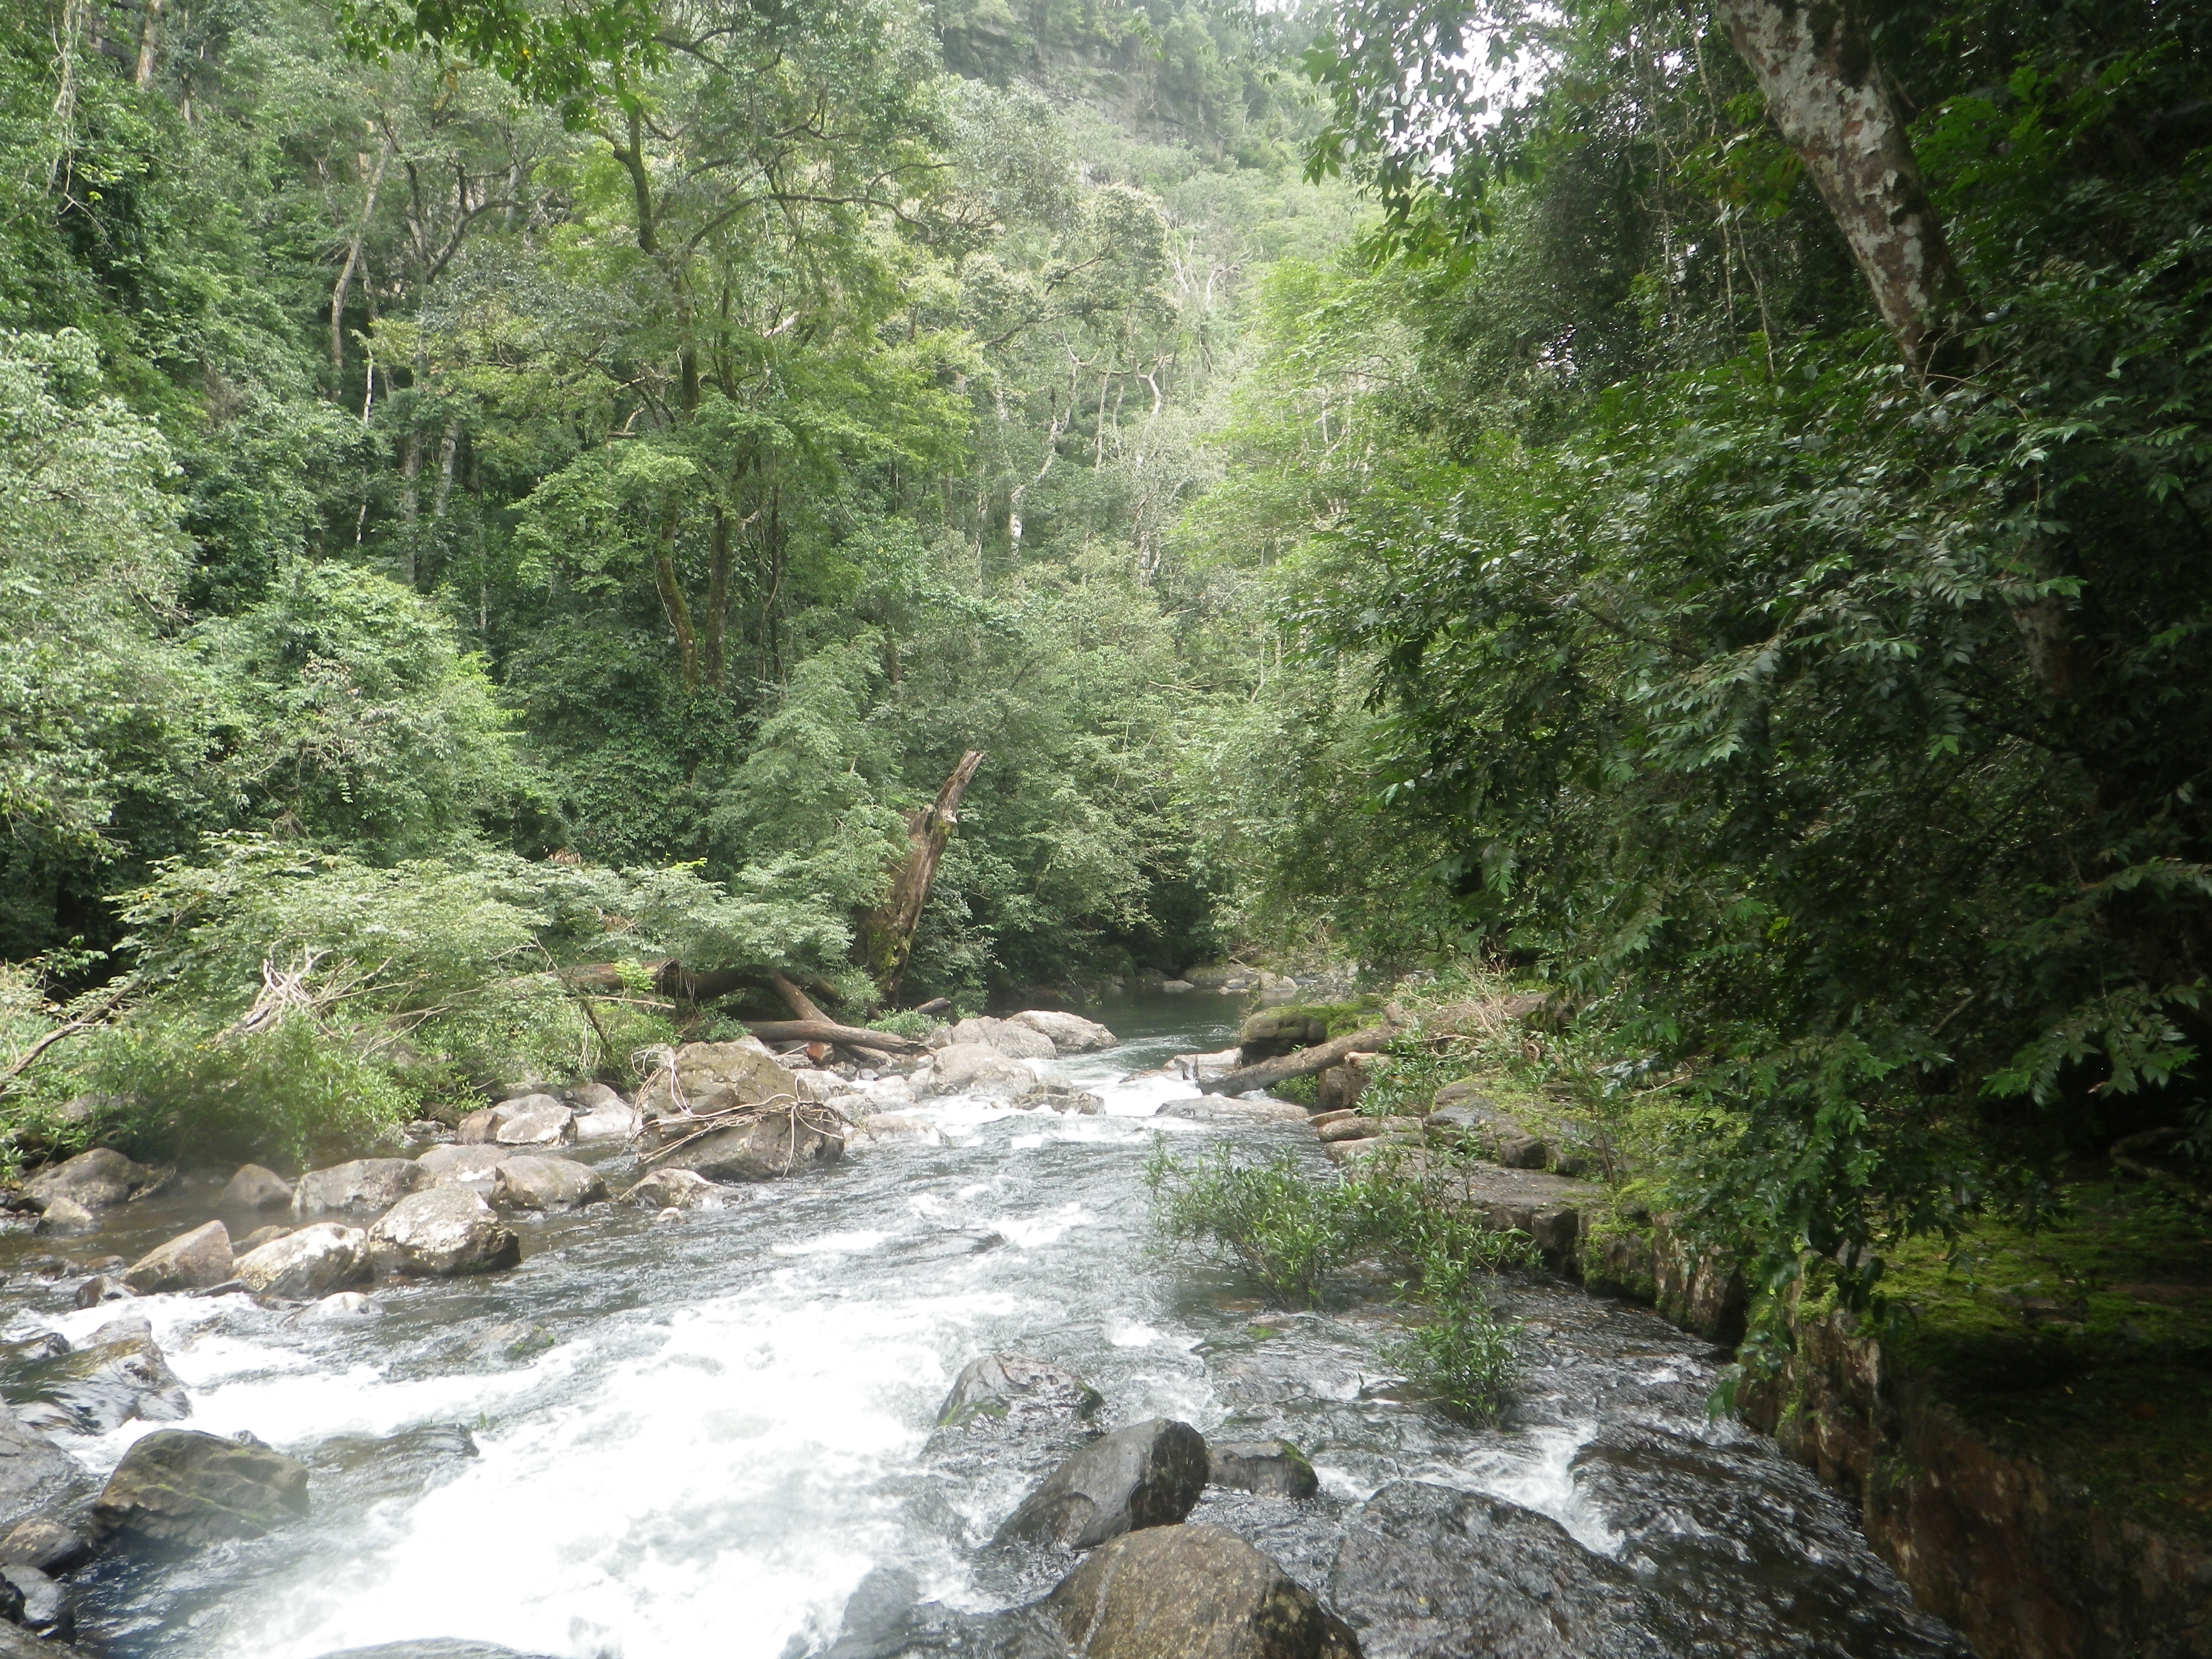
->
<box><xmin>1441</xmin><ymin>1420</ymin><xmax>1624</xmax><ymax>1556</ymax></box>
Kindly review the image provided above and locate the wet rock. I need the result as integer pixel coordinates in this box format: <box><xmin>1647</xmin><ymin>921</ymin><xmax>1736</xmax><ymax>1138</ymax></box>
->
<box><xmin>854</xmin><ymin>1114</ymin><xmax>942</xmax><ymax>1147</ymax></box>
<box><xmin>92</xmin><ymin>1428</ymin><xmax>309</xmax><ymax>1549</ymax></box>
<box><xmin>292</xmin><ymin>1159</ymin><xmax>428</xmax><ymax>1219</ymax></box>
<box><xmin>34</xmin><ymin>1198</ymin><xmax>97</xmax><ymax>1236</ymax></box>
<box><xmin>122</xmin><ymin>1220</ymin><xmax>232</xmax><ymax>1294</ymax></box>
<box><xmin>919</xmin><ymin>1043</ymin><xmax>1038</xmax><ymax>1100</ymax></box>
<box><xmin>298</xmin><ymin>1291</ymin><xmax>382</xmax><ymax>1325</ymax></box>
<box><xmin>0</xmin><ymin>1406</ymin><xmax>91</xmax><ymax>1535</ymax></box>
<box><xmin>69</xmin><ymin>1273</ymin><xmax>125</xmax><ymax>1308</ymax></box>
<box><xmin>568</xmin><ymin>1084</ymin><xmax>638</xmax><ymax>1142</ymax></box>
<box><xmin>234</xmin><ymin>1223</ymin><xmax>368</xmax><ymax>1299</ymax></box>
<box><xmin>946</xmin><ymin>1017</ymin><xmax>1057</xmax><ymax>1062</ymax></box>
<box><xmin>638</xmin><ymin>1042</ymin><xmax>799</xmax><ymax>1117</ymax></box>
<box><xmin>938</xmin><ymin>1353</ymin><xmax>1105</xmax><ymax>1433</ymax></box>
<box><xmin>24</xmin><ymin>1148</ymin><xmax>157</xmax><ymax>1212</ymax></box>
<box><xmin>1208</xmin><ymin>1440</ymin><xmax>1319</xmax><ymax>1499</ymax></box>
<box><xmin>621</xmin><ymin>1168</ymin><xmax>727</xmax><ymax>1209</ymax></box>
<box><xmin>489</xmin><ymin>1096</ymin><xmax>575</xmax><ymax>1147</ymax></box>
<box><xmin>311</xmin><ymin>1644</ymin><xmax>561</xmax><ymax>1658</ymax></box>
<box><xmin>1171</xmin><ymin>1048</ymin><xmax>1244</xmax><ymax>1084</ymax></box>
<box><xmin>7</xmin><ymin>1317</ymin><xmax>190</xmax><ymax>1435</ymax></box>
<box><xmin>1326</xmin><ymin>1480</ymin><xmax>1665</xmax><ymax>1659</ymax></box>
<box><xmin>0</xmin><ymin>1518</ymin><xmax>90</xmax><ymax>1575</ymax></box>
<box><xmin>1157</xmin><ymin>1098</ymin><xmax>1309</xmax><ymax>1123</ymax></box>
<box><xmin>3</xmin><ymin>1562</ymin><xmax>72</xmax><ymax>1639</ymax></box>
<box><xmin>1009</xmin><ymin>1010</ymin><xmax>1117</xmax><ymax>1054</ymax></box>
<box><xmin>829</xmin><ymin>1565</ymin><xmax>923</xmax><ymax>1659</ymax></box>
<box><xmin>995</xmin><ymin>1418</ymin><xmax>1209</xmax><ymax>1549</ymax></box>
<box><xmin>1045</xmin><ymin>1524</ymin><xmax>1361</xmax><ymax>1659</ymax></box>
<box><xmin>0</xmin><ymin>1622</ymin><xmax>77</xmax><ymax>1659</ymax></box>
<box><xmin>650</xmin><ymin>1110</ymin><xmax>843</xmax><ymax>1182</ymax></box>
<box><xmin>416</xmin><ymin>1145</ymin><xmax>510</xmax><ymax>1191</ymax></box>
<box><xmin>220</xmin><ymin>1163</ymin><xmax>295</xmax><ymax>1212</ymax></box>
<box><xmin>460</xmin><ymin>1321</ymin><xmax>553</xmax><ymax>1364</ymax></box>
<box><xmin>366</xmin><ymin>1187</ymin><xmax>521</xmax><ymax>1277</ymax></box>
<box><xmin>1026</xmin><ymin>1080</ymin><xmax>1104</xmax><ymax>1115</ymax></box>
<box><xmin>237</xmin><ymin>1224</ymin><xmax>292</xmax><ymax>1253</ymax></box>
<box><xmin>489</xmin><ymin>1156</ymin><xmax>607</xmax><ymax>1212</ymax></box>
<box><xmin>565</xmin><ymin>1080</ymin><xmax>627</xmax><ymax>1113</ymax></box>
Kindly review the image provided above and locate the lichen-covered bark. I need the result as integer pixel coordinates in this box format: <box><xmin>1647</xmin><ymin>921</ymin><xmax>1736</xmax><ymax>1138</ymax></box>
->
<box><xmin>1713</xmin><ymin>0</ymin><xmax>1965</xmax><ymax>369</ymax></box>
<box><xmin>856</xmin><ymin>749</ymin><xmax>985</xmax><ymax>998</ymax></box>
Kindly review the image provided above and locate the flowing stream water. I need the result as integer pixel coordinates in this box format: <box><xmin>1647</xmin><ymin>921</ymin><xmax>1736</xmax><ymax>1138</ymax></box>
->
<box><xmin>1</xmin><ymin>1001</ymin><xmax>1967</xmax><ymax>1658</ymax></box>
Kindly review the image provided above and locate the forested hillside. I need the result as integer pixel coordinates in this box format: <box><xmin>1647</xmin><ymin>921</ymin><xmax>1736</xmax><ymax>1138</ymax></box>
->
<box><xmin>4</xmin><ymin>0</ymin><xmax>2210</xmax><ymax>1349</ymax></box>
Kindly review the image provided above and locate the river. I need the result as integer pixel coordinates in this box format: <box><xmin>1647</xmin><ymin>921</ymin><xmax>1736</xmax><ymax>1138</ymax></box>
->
<box><xmin>2</xmin><ymin>1000</ymin><xmax>1966</xmax><ymax>1658</ymax></box>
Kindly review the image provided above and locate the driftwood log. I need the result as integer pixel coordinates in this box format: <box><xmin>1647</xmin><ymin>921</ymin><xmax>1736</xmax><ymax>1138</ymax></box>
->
<box><xmin>1197</xmin><ymin>1023</ymin><xmax>1400</xmax><ymax>1097</ymax></box>
<box><xmin>737</xmin><ymin>1018</ymin><xmax>928</xmax><ymax>1055</ymax></box>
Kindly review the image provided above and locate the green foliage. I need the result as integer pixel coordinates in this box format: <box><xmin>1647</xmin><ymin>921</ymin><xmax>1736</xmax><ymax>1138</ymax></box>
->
<box><xmin>1148</xmin><ymin>1140</ymin><xmax>1346</xmax><ymax>1300</ymax></box>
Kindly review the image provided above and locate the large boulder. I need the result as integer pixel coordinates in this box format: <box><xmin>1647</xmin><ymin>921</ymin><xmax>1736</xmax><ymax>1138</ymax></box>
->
<box><xmin>1326</xmin><ymin>1481</ymin><xmax>1666</xmax><ymax>1659</ymax></box>
<box><xmin>638</xmin><ymin>1042</ymin><xmax>799</xmax><ymax>1118</ymax></box>
<box><xmin>92</xmin><ymin>1428</ymin><xmax>308</xmax><ymax>1549</ymax></box>
<box><xmin>0</xmin><ymin>1518</ymin><xmax>90</xmax><ymax>1575</ymax></box>
<box><xmin>937</xmin><ymin>1353</ymin><xmax>1104</xmax><ymax>1433</ymax></box>
<box><xmin>415</xmin><ymin>1145</ymin><xmax>510</xmax><ymax>1192</ymax></box>
<box><xmin>365</xmin><ymin>1188</ymin><xmax>521</xmax><ymax>1277</ymax></box>
<box><xmin>292</xmin><ymin>1160</ymin><xmax>428</xmax><ymax>1220</ymax></box>
<box><xmin>944</xmin><ymin>1017</ymin><xmax>1056</xmax><ymax>1062</ymax></box>
<box><xmin>489</xmin><ymin>1156</ymin><xmax>607</xmax><ymax>1212</ymax></box>
<box><xmin>459</xmin><ymin>1095</ymin><xmax>575</xmax><ymax>1148</ymax></box>
<box><xmin>567</xmin><ymin>1083</ymin><xmax>638</xmax><ymax>1142</ymax></box>
<box><xmin>648</xmin><ymin>1111</ymin><xmax>843</xmax><ymax>1182</ymax></box>
<box><xmin>234</xmin><ymin>1223</ymin><xmax>368</xmax><ymax>1299</ymax></box>
<box><xmin>918</xmin><ymin>1043</ymin><xmax>1038</xmax><ymax>1100</ymax></box>
<box><xmin>220</xmin><ymin>1163</ymin><xmax>295</xmax><ymax>1212</ymax></box>
<box><xmin>1238</xmin><ymin>1009</ymin><xmax>1329</xmax><ymax>1064</ymax></box>
<box><xmin>4</xmin><ymin>1562</ymin><xmax>72</xmax><ymax>1640</ymax></box>
<box><xmin>0</xmin><ymin>1409</ymin><xmax>90</xmax><ymax>1537</ymax></box>
<box><xmin>620</xmin><ymin>1168</ymin><xmax>728</xmax><ymax>1210</ymax></box>
<box><xmin>1009</xmin><ymin>1010</ymin><xmax>1117</xmax><ymax>1054</ymax></box>
<box><xmin>1044</xmin><ymin>1525</ymin><xmax>1361</xmax><ymax>1659</ymax></box>
<box><xmin>121</xmin><ymin>1221</ymin><xmax>232</xmax><ymax>1294</ymax></box>
<box><xmin>24</xmin><ymin>1148</ymin><xmax>157</xmax><ymax>1212</ymax></box>
<box><xmin>1209</xmin><ymin>1440</ymin><xmax>1319</xmax><ymax>1500</ymax></box>
<box><xmin>7</xmin><ymin>1316</ymin><xmax>190</xmax><ymax>1435</ymax></box>
<box><xmin>994</xmin><ymin>1418</ymin><xmax>1209</xmax><ymax>1549</ymax></box>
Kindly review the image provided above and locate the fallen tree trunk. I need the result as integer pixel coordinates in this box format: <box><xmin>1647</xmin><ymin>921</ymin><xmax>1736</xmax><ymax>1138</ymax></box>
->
<box><xmin>857</xmin><ymin>750</ymin><xmax>984</xmax><ymax>999</ymax></box>
<box><xmin>739</xmin><ymin>1018</ymin><xmax>928</xmax><ymax>1055</ymax></box>
<box><xmin>768</xmin><ymin>972</ymin><xmax>893</xmax><ymax>1065</ymax></box>
<box><xmin>1198</xmin><ymin>1023</ymin><xmax>1399</xmax><ymax>1097</ymax></box>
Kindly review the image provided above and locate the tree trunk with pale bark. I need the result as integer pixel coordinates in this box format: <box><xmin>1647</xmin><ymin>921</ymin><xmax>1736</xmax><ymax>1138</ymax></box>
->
<box><xmin>857</xmin><ymin>751</ymin><xmax>985</xmax><ymax>999</ymax></box>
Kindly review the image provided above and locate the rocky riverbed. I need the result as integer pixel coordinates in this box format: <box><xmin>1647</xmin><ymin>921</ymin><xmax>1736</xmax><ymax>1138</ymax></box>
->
<box><xmin>0</xmin><ymin>1001</ymin><xmax>1969</xmax><ymax>1657</ymax></box>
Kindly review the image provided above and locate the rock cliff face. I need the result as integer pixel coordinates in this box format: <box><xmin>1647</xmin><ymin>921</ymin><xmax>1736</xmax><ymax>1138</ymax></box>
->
<box><xmin>1740</xmin><ymin>1309</ymin><xmax>2212</xmax><ymax>1659</ymax></box>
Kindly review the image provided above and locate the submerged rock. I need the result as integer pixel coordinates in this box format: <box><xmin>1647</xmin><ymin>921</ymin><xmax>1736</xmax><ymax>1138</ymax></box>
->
<box><xmin>234</xmin><ymin>1223</ymin><xmax>368</xmax><ymax>1299</ymax></box>
<box><xmin>365</xmin><ymin>1188</ymin><xmax>521</xmax><ymax>1277</ymax></box>
<box><xmin>298</xmin><ymin>1291</ymin><xmax>382</xmax><ymax>1325</ymax></box>
<box><xmin>220</xmin><ymin>1163</ymin><xmax>295</xmax><ymax>1212</ymax></box>
<box><xmin>1009</xmin><ymin>1010</ymin><xmax>1117</xmax><ymax>1054</ymax></box>
<box><xmin>24</xmin><ymin>1148</ymin><xmax>158</xmax><ymax>1212</ymax></box>
<box><xmin>1045</xmin><ymin>1525</ymin><xmax>1361</xmax><ymax>1659</ymax></box>
<box><xmin>937</xmin><ymin>1353</ymin><xmax>1105</xmax><ymax>1433</ymax></box>
<box><xmin>7</xmin><ymin>1316</ymin><xmax>190</xmax><ymax>1435</ymax></box>
<box><xmin>995</xmin><ymin>1418</ymin><xmax>1209</xmax><ymax>1549</ymax></box>
<box><xmin>93</xmin><ymin>1428</ymin><xmax>309</xmax><ymax>1549</ymax></box>
<box><xmin>649</xmin><ymin>1111</ymin><xmax>843</xmax><ymax>1182</ymax></box>
<box><xmin>621</xmin><ymin>1168</ymin><xmax>727</xmax><ymax>1210</ymax></box>
<box><xmin>1208</xmin><ymin>1440</ymin><xmax>1319</xmax><ymax>1500</ymax></box>
<box><xmin>0</xmin><ymin>1407</ymin><xmax>90</xmax><ymax>1535</ymax></box>
<box><xmin>489</xmin><ymin>1156</ymin><xmax>607</xmax><ymax>1212</ymax></box>
<box><xmin>292</xmin><ymin>1160</ymin><xmax>428</xmax><ymax>1219</ymax></box>
<box><xmin>34</xmin><ymin>1198</ymin><xmax>97</xmax><ymax>1236</ymax></box>
<box><xmin>122</xmin><ymin>1220</ymin><xmax>232</xmax><ymax>1295</ymax></box>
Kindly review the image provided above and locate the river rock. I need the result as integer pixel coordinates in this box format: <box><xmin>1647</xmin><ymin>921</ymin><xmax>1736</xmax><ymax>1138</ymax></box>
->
<box><xmin>459</xmin><ymin>1094</ymin><xmax>575</xmax><ymax>1147</ymax></box>
<box><xmin>292</xmin><ymin>1159</ymin><xmax>428</xmax><ymax>1219</ymax></box>
<box><xmin>0</xmin><ymin>1518</ymin><xmax>90</xmax><ymax>1575</ymax></box>
<box><xmin>638</xmin><ymin>1042</ymin><xmax>800</xmax><ymax>1116</ymax></box>
<box><xmin>854</xmin><ymin>1113</ymin><xmax>941</xmax><ymax>1146</ymax></box>
<box><xmin>568</xmin><ymin>1084</ymin><xmax>638</xmax><ymax>1141</ymax></box>
<box><xmin>237</xmin><ymin>1224</ymin><xmax>292</xmax><ymax>1253</ymax></box>
<box><xmin>365</xmin><ymin>1188</ymin><xmax>521</xmax><ymax>1277</ymax></box>
<box><xmin>938</xmin><ymin>1353</ymin><xmax>1104</xmax><ymax>1433</ymax></box>
<box><xmin>1157</xmin><ymin>1097</ymin><xmax>1309</xmax><ymax>1123</ymax></box>
<box><xmin>93</xmin><ymin>1428</ymin><xmax>309</xmax><ymax>1549</ymax></box>
<box><xmin>621</xmin><ymin>1169</ymin><xmax>727</xmax><ymax>1209</ymax></box>
<box><xmin>945</xmin><ymin>1017</ymin><xmax>1056</xmax><ymax>1062</ymax></box>
<box><xmin>70</xmin><ymin>1273</ymin><xmax>125</xmax><ymax>1306</ymax></box>
<box><xmin>1326</xmin><ymin>1480</ymin><xmax>1665</xmax><ymax>1659</ymax></box>
<box><xmin>220</xmin><ymin>1163</ymin><xmax>295</xmax><ymax>1212</ymax></box>
<box><xmin>416</xmin><ymin>1145</ymin><xmax>510</xmax><ymax>1191</ymax></box>
<box><xmin>122</xmin><ymin>1220</ymin><xmax>232</xmax><ymax>1294</ymax></box>
<box><xmin>8</xmin><ymin>1316</ymin><xmax>190</xmax><ymax>1435</ymax></box>
<box><xmin>34</xmin><ymin>1197</ymin><xmax>97</xmax><ymax>1236</ymax></box>
<box><xmin>489</xmin><ymin>1156</ymin><xmax>607</xmax><ymax>1212</ymax></box>
<box><xmin>312</xmin><ymin>1644</ymin><xmax>562</xmax><ymax>1658</ymax></box>
<box><xmin>24</xmin><ymin>1148</ymin><xmax>157</xmax><ymax>1212</ymax></box>
<box><xmin>1208</xmin><ymin>1440</ymin><xmax>1319</xmax><ymax>1499</ymax></box>
<box><xmin>1009</xmin><ymin>1010</ymin><xmax>1117</xmax><ymax>1054</ymax></box>
<box><xmin>1239</xmin><ymin>1010</ymin><xmax>1328</xmax><ymax>1063</ymax></box>
<box><xmin>0</xmin><ymin>1407</ymin><xmax>90</xmax><ymax>1536</ymax></box>
<box><xmin>1026</xmin><ymin>1080</ymin><xmax>1104</xmax><ymax>1114</ymax></box>
<box><xmin>565</xmin><ymin>1081</ymin><xmax>627</xmax><ymax>1113</ymax></box>
<box><xmin>235</xmin><ymin>1223</ymin><xmax>368</xmax><ymax>1298</ymax></box>
<box><xmin>1044</xmin><ymin>1524</ymin><xmax>1361</xmax><ymax>1659</ymax></box>
<box><xmin>650</xmin><ymin>1110</ymin><xmax>843</xmax><ymax>1182</ymax></box>
<box><xmin>298</xmin><ymin>1291</ymin><xmax>382</xmax><ymax>1324</ymax></box>
<box><xmin>3</xmin><ymin>1562</ymin><xmax>72</xmax><ymax>1639</ymax></box>
<box><xmin>994</xmin><ymin>1418</ymin><xmax>1209</xmax><ymax>1549</ymax></box>
<box><xmin>919</xmin><ymin>1043</ymin><xmax>1037</xmax><ymax>1100</ymax></box>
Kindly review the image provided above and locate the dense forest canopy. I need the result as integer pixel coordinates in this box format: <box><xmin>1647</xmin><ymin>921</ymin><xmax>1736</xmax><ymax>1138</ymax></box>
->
<box><xmin>3</xmin><ymin>0</ymin><xmax>2208</xmax><ymax>1337</ymax></box>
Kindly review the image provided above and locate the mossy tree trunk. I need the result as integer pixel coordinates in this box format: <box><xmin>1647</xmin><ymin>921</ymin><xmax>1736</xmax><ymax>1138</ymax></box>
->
<box><xmin>858</xmin><ymin>750</ymin><xmax>984</xmax><ymax>1001</ymax></box>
